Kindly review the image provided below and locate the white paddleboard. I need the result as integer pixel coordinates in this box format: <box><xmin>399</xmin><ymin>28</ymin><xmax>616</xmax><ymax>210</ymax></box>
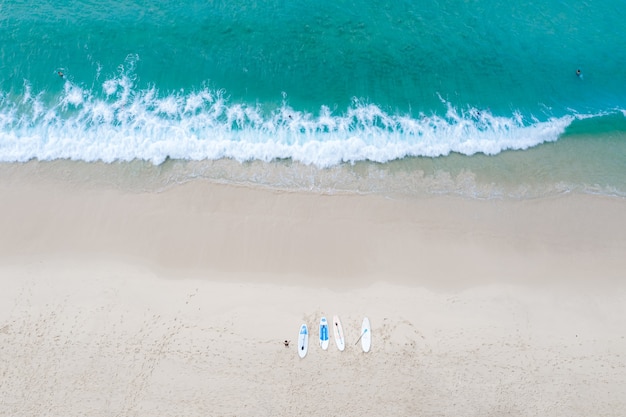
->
<box><xmin>319</xmin><ymin>317</ymin><xmax>329</xmax><ymax>350</ymax></box>
<box><xmin>333</xmin><ymin>315</ymin><xmax>345</xmax><ymax>351</ymax></box>
<box><xmin>298</xmin><ymin>323</ymin><xmax>308</xmax><ymax>358</ymax></box>
<box><xmin>360</xmin><ymin>317</ymin><xmax>371</xmax><ymax>353</ymax></box>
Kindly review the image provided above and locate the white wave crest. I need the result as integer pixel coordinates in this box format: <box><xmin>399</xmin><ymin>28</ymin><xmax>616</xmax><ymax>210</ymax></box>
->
<box><xmin>0</xmin><ymin>78</ymin><xmax>574</xmax><ymax>167</ymax></box>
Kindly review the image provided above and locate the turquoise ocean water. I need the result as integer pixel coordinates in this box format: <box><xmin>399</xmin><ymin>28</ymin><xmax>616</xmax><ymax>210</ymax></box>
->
<box><xmin>1</xmin><ymin>0</ymin><xmax>625</xmax><ymax>197</ymax></box>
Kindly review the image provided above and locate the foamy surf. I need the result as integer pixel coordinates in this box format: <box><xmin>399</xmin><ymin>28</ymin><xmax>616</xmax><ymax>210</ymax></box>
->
<box><xmin>1</xmin><ymin>78</ymin><xmax>576</xmax><ymax>167</ymax></box>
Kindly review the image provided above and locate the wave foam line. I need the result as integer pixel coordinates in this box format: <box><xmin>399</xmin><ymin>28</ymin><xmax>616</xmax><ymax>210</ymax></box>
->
<box><xmin>1</xmin><ymin>78</ymin><xmax>574</xmax><ymax>167</ymax></box>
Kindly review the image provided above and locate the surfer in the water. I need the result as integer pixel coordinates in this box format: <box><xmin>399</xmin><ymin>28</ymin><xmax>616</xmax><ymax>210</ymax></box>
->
<box><xmin>57</xmin><ymin>71</ymin><xmax>64</xmax><ymax>78</ymax></box>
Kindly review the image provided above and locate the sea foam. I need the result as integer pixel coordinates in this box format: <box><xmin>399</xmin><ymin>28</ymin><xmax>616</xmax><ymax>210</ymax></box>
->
<box><xmin>0</xmin><ymin>77</ymin><xmax>576</xmax><ymax>167</ymax></box>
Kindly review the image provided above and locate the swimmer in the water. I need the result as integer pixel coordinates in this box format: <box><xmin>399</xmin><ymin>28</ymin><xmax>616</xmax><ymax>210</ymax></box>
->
<box><xmin>57</xmin><ymin>71</ymin><xmax>64</xmax><ymax>78</ymax></box>
<box><xmin>576</xmin><ymin>69</ymin><xmax>582</xmax><ymax>78</ymax></box>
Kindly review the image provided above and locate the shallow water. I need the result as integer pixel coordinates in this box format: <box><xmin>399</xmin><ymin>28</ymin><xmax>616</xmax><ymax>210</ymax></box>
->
<box><xmin>1</xmin><ymin>0</ymin><xmax>625</xmax><ymax>197</ymax></box>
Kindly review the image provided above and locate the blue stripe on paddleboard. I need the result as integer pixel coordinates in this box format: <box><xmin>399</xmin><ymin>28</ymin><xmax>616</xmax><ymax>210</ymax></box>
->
<box><xmin>320</xmin><ymin>325</ymin><xmax>328</xmax><ymax>341</ymax></box>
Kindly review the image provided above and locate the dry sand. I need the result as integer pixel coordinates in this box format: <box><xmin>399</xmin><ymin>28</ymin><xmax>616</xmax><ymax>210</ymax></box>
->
<box><xmin>1</xmin><ymin>164</ymin><xmax>625</xmax><ymax>416</ymax></box>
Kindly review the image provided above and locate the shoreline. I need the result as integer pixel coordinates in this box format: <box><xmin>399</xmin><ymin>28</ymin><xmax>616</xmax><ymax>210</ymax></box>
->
<box><xmin>3</xmin><ymin>146</ymin><xmax>626</xmax><ymax>201</ymax></box>
<box><xmin>1</xmin><ymin>162</ymin><xmax>625</xmax><ymax>416</ymax></box>
<box><xmin>1</xmin><ymin>163</ymin><xmax>625</xmax><ymax>288</ymax></box>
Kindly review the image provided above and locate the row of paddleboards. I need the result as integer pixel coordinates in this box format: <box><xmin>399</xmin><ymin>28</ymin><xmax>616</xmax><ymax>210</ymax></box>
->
<box><xmin>298</xmin><ymin>315</ymin><xmax>371</xmax><ymax>358</ymax></box>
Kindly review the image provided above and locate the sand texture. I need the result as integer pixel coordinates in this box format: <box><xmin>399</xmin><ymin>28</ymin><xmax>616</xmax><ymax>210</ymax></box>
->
<box><xmin>1</xmin><ymin>166</ymin><xmax>626</xmax><ymax>416</ymax></box>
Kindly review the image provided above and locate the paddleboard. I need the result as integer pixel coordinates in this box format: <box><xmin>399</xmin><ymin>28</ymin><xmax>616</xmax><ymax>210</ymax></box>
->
<box><xmin>333</xmin><ymin>315</ymin><xmax>345</xmax><ymax>351</ymax></box>
<box><xmin>298</xmin><ymin>323</ymin><xmax>308</xmax><ymax>358</ymax></box>
<box><xmin>319</xmin><ymin>317</ymin><xmax>329</xmax><ymax>350</ymax></box>
<box><xmin>360</xmin><ymin>317</ymin><xmax>371</xmax><ymax>353</ymax></box>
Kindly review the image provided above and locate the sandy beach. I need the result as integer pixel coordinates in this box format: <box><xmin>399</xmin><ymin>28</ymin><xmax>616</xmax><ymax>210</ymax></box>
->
<box><xmin>1</xmin><ymin>162</ymin><xmax>625</xmax><ymax>416</ymax></box>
